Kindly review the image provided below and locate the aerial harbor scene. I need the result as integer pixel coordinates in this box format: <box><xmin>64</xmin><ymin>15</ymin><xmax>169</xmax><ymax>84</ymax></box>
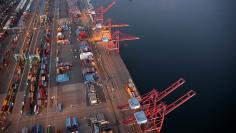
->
<box><xmin>0</xmin><ymin>0</ymin><xmax>235</xmax><ymax>133</ymax></box>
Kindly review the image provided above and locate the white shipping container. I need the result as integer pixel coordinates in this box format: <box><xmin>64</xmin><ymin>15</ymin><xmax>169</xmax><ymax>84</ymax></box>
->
<box><xmin>80</xmin><ymin>52</ymin><xmax>93</xmax><ymax>60</ymax></box>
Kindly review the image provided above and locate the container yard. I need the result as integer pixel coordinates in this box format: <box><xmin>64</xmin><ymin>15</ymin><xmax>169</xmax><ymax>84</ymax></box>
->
<box><xmin>0</xmin><ymin>0</ymin><xmax>197</xmax><ymax>133</ymax></box>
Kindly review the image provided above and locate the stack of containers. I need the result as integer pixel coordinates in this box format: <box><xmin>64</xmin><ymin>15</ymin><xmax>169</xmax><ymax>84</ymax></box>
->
<box><xmin>27</xmin><ymin>28</ymin><xmax>51</xmax><ymax>115</ymax></box>
<box><xmin>75</xmin><ymin>26</ymin><xmax>88</xmax><ymax>40</ymax></box>
<box><xmin>31</xmin><ymin>124</ymin><xmax>43</xmax><ymax>133</ymax></box>
<box><xmin>79</xmin><ymin>41</ymin><xmax>97</xmax><ymax>84</ymax></box>
<box><xmin>66</xmin><ymin>116</ymin><xmax>79</xmax><ymax>133</ymax></box>
<box><xmin>55</xmin><ymin>25</ymin><xmax>71</xmax><ymax>82</ymax></box>
<box><xmin>25</xmin><ymin>53</ymin><xmax>40</xmax><ymax>114</ymax></box>
<box><xmin>37</xmin><ymin>29</ymin><xmax>51</xmax><ymax>110</ymax></box>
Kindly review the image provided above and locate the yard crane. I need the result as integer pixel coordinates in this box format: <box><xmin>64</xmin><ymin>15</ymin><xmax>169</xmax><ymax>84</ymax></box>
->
<box><xmin>119</xmin><ymin>78</ymin><xmax>196</xmax><ymax>133</ymax></box>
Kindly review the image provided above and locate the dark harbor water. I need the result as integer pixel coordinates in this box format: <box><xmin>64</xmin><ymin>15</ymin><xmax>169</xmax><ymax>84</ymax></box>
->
<box><xmin>93</xmin><ymin>0</ymin><xmax>236</xmax><ymax>132</ymax></box>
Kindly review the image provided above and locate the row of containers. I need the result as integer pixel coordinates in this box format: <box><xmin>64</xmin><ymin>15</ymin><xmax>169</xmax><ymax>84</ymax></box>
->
<box><xmin>55</xmin><ymin>62</ymin><xmax>72</xmax><ymax>83</ymax></box>
<box><xmin>21</xmin><ymin>124</ymin><xmax>43</xmax><ymax>133</ymax></box>
<box><xmin>22</xmin><ymin>28</ymin><xmax>51</xmax><ymax>115</ymax></box>
<box><xmin>89</xmin><ymin>113</ymin><xmax>113</xmax><ymax>133</ymax></box>
<box><xmin>21</xmin><ymin>117</ymin><xmax>78</xmax><ymax>133</ymax></box>
<box><xmin>79</xmin><ymin>40</ymin><xmax>103</xmax><ymax>105</ymax></box>
<box><xmin>56</xmin><ymin>25</ymin><xmax>70</xmax><ymax>45</ymax></box>
<box><xmin>66</xmin><ymin>116</ymin><xmax>79</xmax><ymax>133</ymax></box>
<box><xmin>21</xmin><ymin>124</ymin><xmax>61</xmax><ymax>133</ymax></box>
<box><xmin>56</xmin><ymin>23</ymin><xmax>72</xmax><ymax>83</ymax></box>
<box><xmin>1</xmin><ymin>32</ymin><xmax>33</xmax><ymax>113</ymax></box>
<box><xmin>79</xmin><ymin>41</ymin><xmax>98</xmax><ymax>84</ymax></box>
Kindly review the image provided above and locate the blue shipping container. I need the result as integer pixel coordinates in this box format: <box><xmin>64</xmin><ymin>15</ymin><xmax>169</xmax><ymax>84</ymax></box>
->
<box><xmin>36</xmin><ymin>124</ymin><xmax>43</xmax><ymax>133</ymax></box>
<box><xmin>66</xmin><ymin>117</ymin><xmax>71</xmax><ymax>128</ymax></box>
<box><xmin>73</xmin><ymin>117</ymin><xmax>78</xmax><ymax>126</ymax></box>
<box><xmin>31</xmin><ymin>125</ymin><xmax>36</xmax><ymax>133</ymax></box>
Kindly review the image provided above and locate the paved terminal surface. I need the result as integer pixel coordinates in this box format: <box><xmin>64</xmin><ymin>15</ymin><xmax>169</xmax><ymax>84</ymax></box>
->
<box><xmin>0</xmin><ymin>0</ymin><xmax>143</xmax><ymax>132</ymax></box>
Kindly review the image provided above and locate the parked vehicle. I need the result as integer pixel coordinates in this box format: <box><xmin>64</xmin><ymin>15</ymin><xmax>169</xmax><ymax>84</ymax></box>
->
<box><xmin>31</xmin><ymin>125</ymin><xmax>36</xmax><ymax>133</ymax></box>
<box><xmin>36</xmin><ymin>124</ymin><xmax>43</xmax><ymax>133</ymax></box>
<box><xmin>21</xmin><ymin>127</ymin><xmax>28</xmax><ymax>133</ymax></box>
<box><xmin>58</xmin><ymin>62</ymin><xmax>72</xmax><ymax>67</ymax></box>
<box><xmin>72</xmin><ymin>116</ymin><xmax>78</xmax><ymax>127</ymax></box>
<box><xmin>66</xmin><ymin>117</ymin><xmax>72</xmax><ymax>131</ymax></box>
<box><xmin>47</xmin><ymin>125</ymin><xmax>55</xmax><ymax>133</ymax></box>
<box><xmin>57</xmin><ymin>103</ymin><xmax>63</xmax><ymax>112</ymax></box>
<box><xmin>57</xmin><ymin>66</ymin><xmax>70</xmax><ymax>74</ymax></box>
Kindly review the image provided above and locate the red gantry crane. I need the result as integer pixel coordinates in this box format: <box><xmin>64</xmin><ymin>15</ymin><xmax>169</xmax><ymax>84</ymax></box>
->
<box><xmin>91</xmin><ymin>1</ymin><xmax>139</xmax><ymax>53</ymax></box>
<box><xmin>93</xmin><ymin>0</ymin><xmax>116</xmax><ymax>27</ymax></box>
<box><xmin>117</xmin><ymin>78</ymin><xmax>186</xmax><ymax>111</ymax></box>
<box><xmin>103</xmin><ymin>18</ymin><xmax>129</xmax><ymax>32</ymax></box>
<box><xmin>91</xmin><ymin>18</ymin><xmax>129</xmax><ymax>42</ymax></box>
<box><xmin>103</xmin><ymin>30</ymin><xmax>140</xmax><ymax>53</ymax></box>
<box><xmin>119</xmin><ymin>78</ymin><xmax>196</xmax><ymax>133</ymax></box>
<box><xmin>95</xmin><ymin>19</ymin><xmax>139</xmax><ymax>53</ymax></box>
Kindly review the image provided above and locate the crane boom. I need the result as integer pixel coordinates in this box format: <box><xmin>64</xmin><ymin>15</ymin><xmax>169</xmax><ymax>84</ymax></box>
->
<box><xmin>165</xmin><ymin>90</ymin><xmax>196</xmax><ymax>115</ymax></box>
<box><xmin>113</xmin><ymin>30</ymin><xmax>140</xmax><ymax>42</ymax></box>
<box><xmin>103</xmin><ymin>1</ymin><xmax>116</xmax><ymax>14</ymax></box>
<box><xmin>117</xmin><ymin>78</ymin><xmax>186</xmax><ymax>111</ymax></box>
<box><xmin>157</xmin><ymin>78</ymin><xmax>186</xmax><ymax>102</ymax></box>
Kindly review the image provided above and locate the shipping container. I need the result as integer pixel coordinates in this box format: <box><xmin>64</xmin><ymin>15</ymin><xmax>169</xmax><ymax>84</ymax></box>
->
<box><xmin>57</xmin><ymin>103</ymin><xmax>63</xmax><ymax>112</ymax></box>
<box><xmin>73</xmin><ymin>117</ymin><xmax>78</xmax><ymax>127</ymax></box>
<box><xmin>36</xmin><ymin>124</ymin><xmax>43</xmax><ymax>133</ymax></box>
<box><xmin>47</xmin><ymin>125</ymin><xmax>55</xmax><ymax>133</ymax></box>
<box><xmin>31</xmin><ymin>125</ymin><xmax>36</xmax><ymax>133</ymax></box>
<box><xmin>66</xmin><ymin>117</ymin><xmax>72</xmax><ymax>129</ymax></box>
<box><xmin>21</xmin><ymin>127</ymin><xmax>28</xmax><ymax>133</ymax></box>
<box><xmin>82</xmin><ymin>67</ymin><xmax>96</xmax><ymax>76</ymax></box>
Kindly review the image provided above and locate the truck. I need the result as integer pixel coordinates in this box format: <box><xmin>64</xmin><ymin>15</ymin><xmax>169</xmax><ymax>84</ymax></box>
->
<box><xmin>57</xmin><ymin>65</ymin><xmax>71</xmax><ymax>74</ymax></box>
<box><xmin>66</xmin><ymin>117</ymin><xmax>72</xmax><ymax>131</ymax></box>
<box><xmin>96</xmin><ymin>113</ymin><xmax>113</xmax><ymax>132</ymax></box>
<box><xmin>36</xmin><ymin>124</ymin><xmax>43</xmax><ymax>133</ymax></box>
<box><xmin>57</xmin><ymin>103</ymin><xmax>63</xmax><ymax>112</ymax></box>
<box><xmin>82</xmin><ymin>66</ymin><xmax>96</xmax><ymax>76</ymax></box>
<box><xmin>80</xmin><ymin>52</ymin><xmax>94</xmax><ymax>60</ymax></box>
<box><xmin>57</xmin><ymin>32</ymin><xmax>64</xmax><ymax>40</ymax></box>
<box><xmin>31</xmin><ymin>125</ymin><xmax>36</xmax><ymax>133</ymax></box>
<box><xmin>72</xmin><ymin>116</ymin><xmax>78</xmax><ymax>127</ymax></box>
<box><xmin>88</xmin><ymin>92</ymin><xmax>97</xmax><ymax>105</ymax></box>
<box><xmin>79</xmin><ymin>41</ymin><xmax>90</xmax><ymax>53</ymax></box>
<box><xmin>58</xmin><ymin>62</ymin><xmax>72</xmax><ymax>67</ymax></box>
<box><xmin>21</xmin><ymin>127</ymin><xmax>28</xmax><ymax>133</ymax></box>
<box><xmin>47</xmin><ymin>125</ymin><xmax>55</xmax><ymax>133</ymax></box>
<box><xmin>31</xmin><ymin>124</ymin><xmax>43</xmax><ymax>133</ymax></box>
<box><xmin>56</xmin><ymin>73</ymin><xmax>70</xmax><ymax>83</ymax></box>
<box><xmin>81</xmin><ymin>59</ymin><xmax>95</xmax><ymax>68</ymax></box>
